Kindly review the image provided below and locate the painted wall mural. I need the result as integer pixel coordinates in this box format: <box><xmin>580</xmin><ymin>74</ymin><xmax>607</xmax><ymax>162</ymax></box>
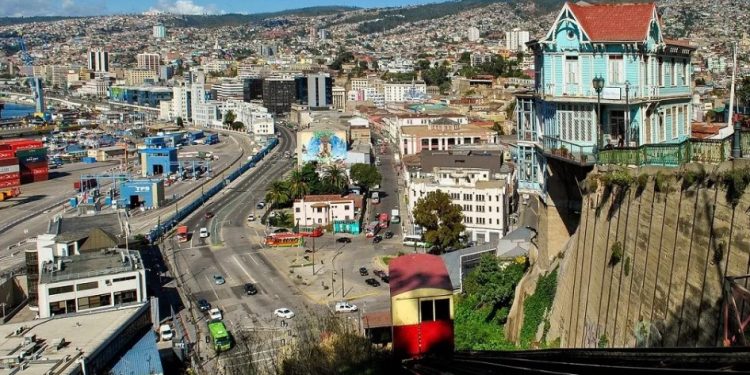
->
<box><xmin>300</xmin><ymin>129</ymin><xmax>347</xmax><ymax>164</ymax></box>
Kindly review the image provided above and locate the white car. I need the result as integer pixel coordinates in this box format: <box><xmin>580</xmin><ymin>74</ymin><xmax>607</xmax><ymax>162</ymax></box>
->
<box><xmin>334</xmin><ymin>302</ymin><xmax>358</xmax><ymax>313</ymax></box>
<box><xmin>199</xmin><ymin>227</ymin><xmax>209</xmax><ymax>238</ymax></box>
<box><xmin>159</xmin><ymin>324</ymin><xmax>173</xmax><ymax>341</ymax></box>
<box><xmin>209</xmin><ymin>308</ymin><xmax>223</xmax><ymax>321</ymax></box>
<box><xmin>274</xmin><ymin>308</ymin><xmax>295</xmax><ymax>319</ymax></box>
<box><xmin>247</xmin><ymin>214</ymin><xmax>255</xmax><ymax>222</ymax></box>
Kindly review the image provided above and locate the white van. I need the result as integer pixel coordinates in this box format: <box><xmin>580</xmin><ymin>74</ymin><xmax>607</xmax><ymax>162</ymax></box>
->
<box><xmin>159</xmin><ymin>324</ymin><xmax>173</xmax><ymax>341</ymax></box>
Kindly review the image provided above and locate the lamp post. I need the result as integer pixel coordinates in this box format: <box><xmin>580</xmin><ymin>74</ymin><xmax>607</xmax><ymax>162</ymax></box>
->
<box><xmin>592</xmin><ymin>76</ymin><xmax>605</xmax><ymax>149</ymax></box>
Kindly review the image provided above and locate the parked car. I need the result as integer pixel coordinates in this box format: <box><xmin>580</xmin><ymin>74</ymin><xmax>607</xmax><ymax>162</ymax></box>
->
<box><xmin>359</xmin><ymin>267</ymin><xmax>369</xmax><ymax>276</ymax></box>
<box><xmin>373</xmin><ymin>270</ymin><xmax>386</xmax><ymax>278</ymax></box>
<box><xmin>209</xmin><ymin>308</ymin><xmax>223</xmax><ymax>321</ymax></box>
<box><xmin>247</xmin><ymin>214</ymin><xmax>255</xmax><ymax>222</ymax></box>
<box><xmin>244</xmin><ymin>283</ymin><xmax>258</xmax><ymax>295</ymax></box>
<box><xmin>205</xmin><ymin>212</ymin><xmax>214</xmax><ymax>219</ymax></box>
<box><xmin>199</xmin><ymin>228</ymin><xmax>209</xmax><ymax>238</ymax></box>
<box><xmin>384</xmin><ymin>231</ymin><xmax>394</xmax><ymax>239</ymax></box>
<box><xmin>365</xmin><ymin>278</ymin><xmax>381</xmax><ymax>287</ymax></box>
<box><xmin>335</xmin><ymin>302</ymin><xmax>358</xmax><ymax>312</ymax></box>
<box><xmin>336</xmin><ymin>237</ymin><xmax>352</xmax><ymax>243</ymax></box>
<box><xmin>159</xmin><ymin>324</ymin><xmax>173</xmax><ymax>341</ymax></box>
<box><xmin>197</xmin><ymin>299</ymin><xmax>211</xmax><ymax>312</ymax></box>
<box><xmin>372</xmin><ymin>235</ymin><xmax>383</xmax><ymax>244</ymax></box>
<box><xmin>380</xmin><ymin>275</ymin><xmax>390</xmax><ymax>283</ymax></box>
<box><xmin>257</xmin><ymin>201</ymin><xmax>266</xmax><ymax>209</ymax></box>
<box><xmin>213</xmin><ymin>274</ymin><xmax>225</xmax><ymax>285</ymax></box>
<box><xmin>274</xmin><ymin>308</ymin><xmax>295</xmax><ymax>319</ymax></box>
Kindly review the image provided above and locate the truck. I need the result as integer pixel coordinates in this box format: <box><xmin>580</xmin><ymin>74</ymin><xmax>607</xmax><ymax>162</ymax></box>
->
<box><xmin>391</xmin><ymin>209</ymin><xmax>401</xmax><ymax>224</ymax></box>
<box><xmin>370</xmin><ymin>191</ymin><xmax>380</xmax><ymax>204</ymax></box>
<box><xmin>378</xmin><ymin>213</ymin><xmax>390</xmax><ymax>228</ymax></box>
<box><xmin>0</xmin><ymin>187</ymin><xmax>21</xmax><ymax>202</ymax></box>
<box><xmin>177</xmin><ymin>226</ymin><xmax>189</xmax><ymax>242</ymax></box>
<box><xmin>208</xmin><ymin>321</ymin><xmax>232</xmax><ymax>352</ymax></box>
<box><xmin>74</xmin><ymin>179</ymin><xmax>97</xmax><ymax>192</ymax></box>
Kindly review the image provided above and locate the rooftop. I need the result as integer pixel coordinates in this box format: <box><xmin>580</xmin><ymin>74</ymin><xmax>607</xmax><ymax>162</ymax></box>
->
<box><xmin>400</xmin><ymin>123</ymin><xmax>493</xmax><ymax>137</ymax></box>
<box><xmin>389</xmin><ymin>254</ymin><xmax>452</xmax><ymax>296</ymax></box>
<box><xmin>421</xmin><ymin>149</ymin><xmax>503</xmax><ymax>175</ymax></box>
<box><xmin>50</xmin><ymin>212</ymin><xmax>125</xmax><ymax>243</ymax></box>
<box><xmin>0</xmin><ymin>305</ymin><xmax>145</xmax><ymax>375</ymax></box>
<box><xmin>40</xmin><ymin>249</ymin><xmax>143</xmax><ymax>284</ymax></box>
<box><xmin>567</xmin><ymin>2</ymin><xmax>656</xmax><ymax>42</ymax></box>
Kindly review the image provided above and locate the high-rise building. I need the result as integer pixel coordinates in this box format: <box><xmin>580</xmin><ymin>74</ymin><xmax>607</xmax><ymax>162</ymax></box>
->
<box><xmin>467</xmin><ymin>27</ymin><xmax>480</xmax><ymax>42</ymax></box>
<box><xmin>505</xmin><ymin>29</ymin><xmax>530</xmax><ymax>52</ymax></box>
<box><xmin>153</xmin><ymin>24</ymin><xmax>166</xmax><ymax>38</ymax></box>
<box><xmin>260</xmin><ymin>44</ymin><xmax>277</xmax><ymax>58</ymax></box>
<box><xmin>306</xmin><ymin>72</ymin><xmax>333</xmax><ymax>108</ymax></box>
<box><xmin>262</xmin><ymin>77</ymin><xmax>295</xmax><ymax>114</ymax></box>
<box><xmin>88</xmin><ymin>49</ymin><xmax>109</xmax><ymax>72</ymax></box>
<box><xmin>243</xmin><ymin>78</ymin><xmax>264</xmax><ymax>102</ymax></box>
<box><xmin>137</xmin><ymin>53</ymin><xmax>161</xmax><ymax>72</ymax></box>
<box><xmin>214</xmin><ymin>78</ymin><xmax>244</xmax><ymax>101</ymax></box>
<box><xmin>332</xmin><ymin>86</ymin><xmax>346</xmax><ymax>111</ymax></box>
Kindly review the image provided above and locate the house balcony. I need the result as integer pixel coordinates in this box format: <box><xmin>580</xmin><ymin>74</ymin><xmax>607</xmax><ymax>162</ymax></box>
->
<box><xmin>537</xmin><ymin>84</ymin><xmax>691</xmax><ymax>103</ymax></box>
<box><xmin>541</xmin><ymin>136</ymin><xmax>596</xmax><ymax>166</ymax></box>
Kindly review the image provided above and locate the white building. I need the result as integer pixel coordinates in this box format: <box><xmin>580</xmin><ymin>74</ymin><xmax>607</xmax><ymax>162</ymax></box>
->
<box><xmin>153</xmin><ymin>24</ymin><xmax>166</xmax><ymax>38</ymax></box>
<box><xmin>307</xmin><ymin>72</ymin><xmax>331</xmax><ymax>108</ymax></box>
<box><xmin>505</xmin><ymin>29</ymin><xmax>530</xmax><ymax>52</ymax></box>
<box><xmin>36</xmin><ymin>246</ymin><xmax>147</xmax><ymax>318</ymax></box>
<box><xmin>88</xmin><ymin>49</ymin><xmax>109</xmax><ymax>72</ymax></box>
<box><xmin>350</xmin><ymin>78</ymin><xmax>370</xmax><ymax>91</ymax></box>
<box><xmin>160</xmin><ymin>84</ymin><xmax>192</xmax><ymax>121</ymax></box>
<box><xmin>383</xmin><ymin>82</ymin><xmax>427</xmax><ymax>103</ymax></box>
<box><xmin>332</xmin><ymin>86</ymin><xmax>346</xmax><ymax>111</ymax></box>
<box><xmin>214</xmin><ymin>78</ymin><xmax>244</xmax><ymax>101</ymax></box>
<box><xmin>293</xmin><ymin>194</ymin><xmax>363</xmax><ymax>227</ymax></box>
<box><xmin>220</xmin><ymin>100</ymin><xmax>275</xmax><ymax>134</ymax></box>
<box><xmin>383</xmin><ymin>113</ymin><xmax>468</xmax><ymax>141</ymax></box>
<box><xmin>406</xmin><ymin>152</ymin><xmax>513</xmax><ymax>243</ymax></box>
<box><xmin>467</xmin><ymin>27</ymin><xmax>480</xmax><ymax>42</ymax></box>
<box><xmin>76</xmin><ymin>78</ymin><xmax>109</xmax><ymax>97</ymax></box>
<box><xmin>137</xmin><ymin>53</ymin><xmax>161</xmax><ymax>72</ymax></box>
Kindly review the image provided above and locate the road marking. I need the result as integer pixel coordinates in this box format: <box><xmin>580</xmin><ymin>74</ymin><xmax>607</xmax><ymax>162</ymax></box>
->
<box><xmin>248</xmin><ymin>254</ymin><xmax>259</xmax><ymax>266</ymax></box>
<box><xmin>205</xmin><ymin>274</ymin><xmax>221</xmax><ymax>301</ymax></box>
<box><xmin>233</xmin><ymin>255</ymin><xmax>257</xmax><ymax>283</ymax></box>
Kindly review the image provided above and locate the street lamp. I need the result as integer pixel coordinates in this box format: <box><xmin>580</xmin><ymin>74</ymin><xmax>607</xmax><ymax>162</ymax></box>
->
<box><xmin>625</xmin><ymin>80</ymin><xmax>631</xmax><ymax>147</ymax></box>
<box><xmin>592</xmin><ymin>76</ymin><xmax>605</xmax><ymax>149</ymax></box>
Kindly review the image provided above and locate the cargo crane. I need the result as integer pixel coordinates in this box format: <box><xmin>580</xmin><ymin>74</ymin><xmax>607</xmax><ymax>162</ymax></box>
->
<box><xmin>17</xmin><ymin>36</ymin><xmax>48</xmax><ymax>120</ymax></box>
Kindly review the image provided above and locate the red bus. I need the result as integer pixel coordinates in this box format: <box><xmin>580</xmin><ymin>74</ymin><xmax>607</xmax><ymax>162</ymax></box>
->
<box><xmin>299</xmin><ymin>226</ymin><xmax>324</xmax><ymax>238</ymax></box>
<box><xmin>265</xmin><ymin>233</ymin><xmax>304</xmax><ymax>247</ymax></box>
<box><xmin>177</xmin><ymin>226</ymin><xmax>189</xmax><ymax>242</ymax></box>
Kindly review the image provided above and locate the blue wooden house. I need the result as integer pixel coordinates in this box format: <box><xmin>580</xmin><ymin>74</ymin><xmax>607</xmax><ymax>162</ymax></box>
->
<box><xmin>516</xmin><ymin>2</ymin><xmax>695</xmax><ymax>195</ymax></box>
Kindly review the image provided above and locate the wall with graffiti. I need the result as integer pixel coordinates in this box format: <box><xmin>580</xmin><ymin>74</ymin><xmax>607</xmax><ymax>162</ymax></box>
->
<box><xmin>298</xmin><ymin>129</ymin><xmax>348</xmax><ymax>165</ymax></box>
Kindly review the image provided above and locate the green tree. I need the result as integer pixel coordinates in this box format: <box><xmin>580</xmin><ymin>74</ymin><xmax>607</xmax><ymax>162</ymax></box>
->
<box><xmin>349</xmin><ymin>163</ymin><xmax>381</xmax><ymax>190</ymax></box>
<box><xmin>737</xmin><ymin>76</ymin><xmax>750</xmax><ymax>106</ymax></box>
<box><xmin>322</xmin><ymin>164</ymin><xmax>348</xmax><ymax>192</ymax></box>
<box><xmin>270</xmin><ymin>210</ymin><xmax>293</xmax><ymax>227</ymax></box>
<box><xmin>416</xmin><ymin>59</ymin><xmax>431</xmax><ymax>71</ymax></box>
<box><xmin>300</xmin><ymin>162</ymin><xmax>324</xmax><ymax>194</ymax></box>
<box><xmin>459</xmin><ymin>51</ymin><xmax>471</xmax><ymax>64</ymax></box>
<box><xmin>223</xmin><ymin>110</ymin><xmax>236</xmax><ymax>125</ymax></box>
<box><xmin>413</xmin><ymin>190</ymin><xmax>465</xmax><ymax>252</ymax></box>
<box><xmin>176</xmin><ymin>116</ymin><xmax>184</xmax><ymax>128</ymax></box>
<box><xmin>230</xmin><ymin>121</ymin><xmax>244</xmax><ymax>131</ymax></box>
<box><xmin>265</xmin><ymin>180</ymin><xmax>290</xmax><ymax>208</ymax></box>
<box><xmin>287</xmin><ymin>169</ymin><xmax>310</xmax><ymax>199</ymax></box>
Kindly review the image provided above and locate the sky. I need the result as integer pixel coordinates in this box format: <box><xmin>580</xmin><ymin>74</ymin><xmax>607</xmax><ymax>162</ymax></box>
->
<box><xmin>0</xmin><ymin>0</ymin><xmax>442</xmax><ymax>17</ymax></box>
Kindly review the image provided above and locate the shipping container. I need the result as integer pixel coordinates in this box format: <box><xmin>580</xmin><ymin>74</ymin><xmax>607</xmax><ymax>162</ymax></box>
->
<box><xmin>0</xmin><ymin>151</ymin><xmax>14</xmax><ymax>159</ymax></box>
<box><xmin>0</xmin><ymin>140</ymin><xmax>44</xmax><ymax>152</ymax></box>
<box><xmin>21</xmin><ymin>161</ymin><xmax>48</xmax><ymax>172</ymax></box>
<box><xmin>18</xmin><ymin>154</ymin><xmax>47</xmax><ymax>165</ymax></box>
<box><xmin>74</xmin><ymin>178</ymin><xmax>97</xmax><ymax>191</ymax></box>
<box><xmin>0</xmin><ymin>158</ymin><xmax>18</xmax><ymax>167</ymax></box>
<box><xmin>0</xmin><ymin>179</ymin><xmax>21</xmax><ymax>188</ymax></box>
<box><xmin>0</xmin><ymin>172</ymin><xmax>20</xmax><ymax>181</ymax></box>
<box><xmin>15</xmin><ymin>148</ymin><xmax>47</xmax><ymax>158</ymax></box>
<box><xmin>0</xmin><ymin>165</ymin><xmax>19</xmax><ymax>174</ymax></box>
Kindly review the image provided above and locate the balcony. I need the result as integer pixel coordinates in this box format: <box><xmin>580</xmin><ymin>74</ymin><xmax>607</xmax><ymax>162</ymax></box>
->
<box><xmin>538</xmin><ymin>84</ymin><xmax>691</xmax><ymax>102</ymax></box>
<box><xmin>541</xmin><ymin>136</ymin><xmax>596</xmax><ymax>166</ymax></box>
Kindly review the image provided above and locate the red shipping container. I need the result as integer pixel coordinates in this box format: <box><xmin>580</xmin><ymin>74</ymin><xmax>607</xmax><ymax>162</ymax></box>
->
<box><xmin>20</xmin><ymin>161</ymin><xmax>47</xmax><ymax>172</ymax></box>
<box><xmin>0</xmin><ymin>172</ymin><xmax>20</xmax><ymax>181</ymax></box>
<box><xmin>33</xmin><ymin>172</ymin><xmax>48</xmax><ymax>182</ymax></box>
<box><xmin>0</xmin><ymin>144</ymin><xmax>11</xmax><ymax>151</ymax></box>
<box><xmin>0</xmin><ymin>179</ymin><xmax>21</xmax><ymax>188</ymax></box>
<box><xmin>0</xmin><ymin>157</ymin><xmax>18</xmax><ymax>167</ymax></box>
<box><xmin>0</xmin><ymin>151</ymin><xmax>14</xmax><ymax>159</ymax></box>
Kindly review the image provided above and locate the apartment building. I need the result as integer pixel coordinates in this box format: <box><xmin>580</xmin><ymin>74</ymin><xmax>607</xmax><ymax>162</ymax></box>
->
<box><xmin>400</xmin><ymin>119</ymin><xmax>497</xmax><ymax>156</ymax></box>
<box><xmin>293</xmin><ymin>194</ymin><xmax>363</xmax><ymax>227</ymax></box>
<box><xmin>136</xmin><ymin>53</ymin><xmax>161</xmax><ymax>72</ymax></box>
<box><xmin>124</xmin><ymin>69</ymin><xmax>158</xmax><ymax>86</ymax></box>
<box><xmin>383</xmin><ymin>81</ymin><xmax>428</xmax><ymax>102</ymax></box>
<box><xmin>406</xmin><ymin>150</ymin><xmax>513</xmax><ymax>243</ymax></box>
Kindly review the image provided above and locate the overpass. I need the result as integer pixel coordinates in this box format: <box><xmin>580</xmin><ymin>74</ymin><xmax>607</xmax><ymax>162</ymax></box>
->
<box><xmin>1</xmin><ymin>91</ymin><xmax>160</xmax><ymax>113</ymax></box>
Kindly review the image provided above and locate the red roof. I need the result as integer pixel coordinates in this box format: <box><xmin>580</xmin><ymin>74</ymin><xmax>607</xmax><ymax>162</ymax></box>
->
<box><xmin>567</xmin><ymin>2</ymin><xmax>656</xmax><ymax>42</ymax></box>
<box><xmin>389</xmin><ymin>254</ymin><xmax>452</xmax><ymax>297</ymax></box>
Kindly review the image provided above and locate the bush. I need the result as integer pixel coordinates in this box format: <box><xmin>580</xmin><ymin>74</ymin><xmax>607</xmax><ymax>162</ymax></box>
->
<box><xmin>584</xmin><ymin>175</ymin><xmax>599</xmax><ymax>193</ymax></box>
<box><xmin>636</xmin><ymin>174</ymin><xmax>649</xmax><ymax>196</ymax></box>
<box><xmin>713</xmin><ymin>241</ymin><xmax>725</xmax><ymax>265</ymax></box>
<box><xmin>654</xmin><ymin>172</ymin><xmax>670</xmax><ymax>193</ymax></box>
<box><xmin>520</xmin><ymin>269</ymin><xmax>558</xmax><ymax>347</ymax></box>
<box><xmin>624</xmin><ymin>256</ymin><xmax>631</xmax><ymax>276</ymax></box>
<box><xmin>609</xmin><ymin>170</ymin><xmax>634</xmax><ymax>188</ymax></box>
<box><xmin>721</xmin><ymin>168</ymin><xmax>750</xmax><ymax>206</ymax></box>
<box><xmin>598</xmin><ymin>334</ymin><xmax>609</xmax><ymax>348</ymax></box>
<box><xmin>680</xmin><ymin>167</ymin><xmax>706</xmax><ymax>190</ymax></box>
<box><xmin>610</xmin><ymin>241</ymin><xmax>623</xmax><ymax>267</ymax></box>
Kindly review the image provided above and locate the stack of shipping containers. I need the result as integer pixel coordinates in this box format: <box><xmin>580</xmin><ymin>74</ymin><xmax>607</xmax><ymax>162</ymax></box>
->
<box><xmin>0</xmin><ymin>145</ymin><xmax>21</xmax><ymax>200</ymax></box>
<box><xmin>0</xmin><ymin>139</ymin><xmax>49</xmax><ymax>184</ymax></box>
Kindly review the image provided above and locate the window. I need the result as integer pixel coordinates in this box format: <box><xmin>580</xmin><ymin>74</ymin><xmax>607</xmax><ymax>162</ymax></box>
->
<box><xmin>344</xmin><ymin>205</ymin><xmax>350</xmax><ymax>210</ymax></box>
<box><xmin>114</xmin><ymin>290</ymin><xmax>137</xmax><ymax>305</ymax></box>
<box><xmin>658</xmin><ymin>58</ymin><xmax>664</xmax><ymax>86</ymax></box>
<box><xmin>49</xmin><ymin>285</ymin><xmax>74</xmax><ymax>295</ymax></box>
<box><xmin>556</xmin><ymin>104</ymin><xmax>594</xmax><ymax>142</ymax></box>
<box><xmin>643</xmin><ymin>57</ymin><xmax>649</xmax><ymax>86</ymax></box>
<box><xmin>675</xmin><ymin>61</ymin><xmax>685</xmax><ymax>86</ymax></box>
<box><xmin>78</xmin><ymin>293</ymin><xmax>112</xmax><ymax>311</ymax></box>
<box><xmin>463</xmin><ymin>204</ymin><xmax>473</xmax><ymax>212</ymax></box>
<box><xmin>476</xmin><ymin>205</ymin><xmax>485</xmax><ymax>213</ymax></box>
<box><xmin>76</xmin><ymin>281</ymin><xmax>98</xmax><ymax>291</ymax></box>
<box><xmin>315</xmin><ymin>207</ymin><xmax>323</xmax><ymax>213</ymax></box>
<box><xmin>420</xmin><ymin>298</ymin><xmax>451</xmax><ymax>322</ymax></box>
<box><xmin>420</xmin><ymin>300</ymin><xmax>435</xmax><ymax>322</ymax></box>
<box><xmin>476</xmin><ymin>194</ymin><xmax>485</xmax><ymax>202</ymax></box>
<box><xmin>464</xmin><ymin>216</ymin><xmax>473</xmax><ymax>224</ymax></box>
<box><xmin>434</xmin><ymin>299</ymin><xmax>451</xmax><ymax>320</ymax></box>
<box><xmin>477</xmin><ymin>217</ymin><xmax>486</xmax><ymax>225</ymax></box>
<box><xmin>295</xmin><ymin>207</ymin><xmax>300</xmax><ymax>213</ymax></box>
<box><xmin>669</xmin><ymin>108</ymin><xmax>676</xmax><ymax>139</ymax></box>
<box><xmin>684</xmin><ymin>61</ymin><xmax>689</xmax><ymax>86</ymax></box>
<box><xmin>463</xmin><ymin>194</ymin><xmax>473</xmax><ymax>201</ymax></box>
<box><xmin>608</xmin><ymin>55</ymin><xmax>624</xmax><ymax>83</ymax></box>
<box><xmin>450</xmin><ymin>193</ymin><xmax>460</xmax><ymax>200</ymax></box>
<box><xmin>565</xmin><ymin>56</ymin><xmax>578</xmax><ymax>84</ymax></box>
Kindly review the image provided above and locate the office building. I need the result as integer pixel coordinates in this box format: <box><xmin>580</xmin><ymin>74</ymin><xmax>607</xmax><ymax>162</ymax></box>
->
<box><xmin>384</xmin><ymin>81</ymin><xmax>428</xmax><ymax>102</ymax></box>
<box><xmin>153</xmin><ymin>24</ymin><xmax>166</xmax><ymax>38</ymax></box>
<box><xmin>214</xmin><ymin>78</ymin><xmax>244</xmax><ymax>101</ymax></box>
<box><xmin>505</xmin><ymin>28</ymin><xmax>530</xmax><ymax>52</ymax></box>
<box><xmin>332</xmin><ymin>86</ymin><xmax>346</xmax><ymax>111</ymax></box>
<box><xmin>243</xmin><ymin>77</ymin><xmax>264</xmax><ymax>102</ymax></box>
<box><xmin>307</xmin><ymin>72</ymin><xmax>333</xmax><ymax>108</ymax></box>
<box><xmin>88</xmin><ymin>49</ymin><xmax>109</xmax><ymax>72</ymax></box>
<box><xmin>263</xmin><ymin>77</ymin><xmax>296</xmax><ymax>113</ymax></box>
<box><xmin>124</xmin><ymin>69</ymin><xmax>158</xmax><ymax>86</ymax></box>
<box><xmin>136</xmin><ymin>53</ymin><xmax>161</xmax><ymax>72</ymax></box>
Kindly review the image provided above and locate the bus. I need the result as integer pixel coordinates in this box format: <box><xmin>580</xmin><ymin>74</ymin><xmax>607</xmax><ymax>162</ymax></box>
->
<box><xmin>298</xmin><ymin>226</ymin><xmax>324</xmax><ymax>237</ymax></box>
<box><xmin>365</xmin><ymin>221</ymin><xmax>381</xmax><ymax>238</ymax></box>
<box><xmin>265</xmin><ymin>233</ymin><xmax>304</xmax><ymax>247</ymax></box>
<box><xmin>208</xmin><ymin>321</ymin><xmax>232</xmax><ymax>352</ymax></box>
<box><xmin>176</xmin><ymin>226</ymin><xmax>189</xmax><ymax>243</ymax></box>
<box><xmin>402</xmin><ymin>235</ymin><xmax>431</xmax><ymax>248</ymax></box>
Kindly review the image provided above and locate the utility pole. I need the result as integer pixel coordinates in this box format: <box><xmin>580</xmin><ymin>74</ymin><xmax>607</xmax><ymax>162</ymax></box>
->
<box><xmin>341</xmin><ymin>267</ymin><xmax>345</xmax><ymax>298</ymax></box>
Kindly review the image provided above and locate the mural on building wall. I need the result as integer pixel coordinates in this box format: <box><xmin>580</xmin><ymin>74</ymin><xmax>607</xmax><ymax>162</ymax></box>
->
<box><xmin>300</xmin><ymin>130</ymin><xmax>347</xmax><ymax>164</ymax></box>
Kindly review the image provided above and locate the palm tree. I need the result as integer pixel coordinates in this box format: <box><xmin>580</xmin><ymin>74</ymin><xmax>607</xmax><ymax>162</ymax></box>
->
<box><xmin>323</xmin><ymin>164</ymin><xmax>348</xmax><ymax>191</ymax></box>
<box><xmin>273</xmin><ymin>211</ymin><xmax>293</xmax><ymax>228</ymax></box>
<box><xmin>287</xmin><ymin>169</ymin><xmax>309</xmax><ymax>199</ymax></box>
<box><xmin>265</xmin><ymin>180</ymin><xmax>290</xmax><ymax>208</ymax></box>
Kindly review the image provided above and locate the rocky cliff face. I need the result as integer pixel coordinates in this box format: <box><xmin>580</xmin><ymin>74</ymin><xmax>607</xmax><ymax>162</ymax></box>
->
<box><xmin>547</xmin><ymin>164</ymin><xmax>750</xmax><ymax>348</ymax></box>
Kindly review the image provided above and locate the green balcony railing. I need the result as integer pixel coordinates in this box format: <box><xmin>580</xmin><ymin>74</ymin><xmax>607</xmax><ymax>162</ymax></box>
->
<box><xmin>542</xmin><ymin>136</ymin><xmax>596</xmax><ymax>165</ymax></box>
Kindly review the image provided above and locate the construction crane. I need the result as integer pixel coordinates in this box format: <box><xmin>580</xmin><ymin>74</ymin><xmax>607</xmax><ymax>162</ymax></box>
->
<box><xmin>17</xmin><ymin>35</ymin><xmax>47</xmax><ymax>119</ymax></box>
